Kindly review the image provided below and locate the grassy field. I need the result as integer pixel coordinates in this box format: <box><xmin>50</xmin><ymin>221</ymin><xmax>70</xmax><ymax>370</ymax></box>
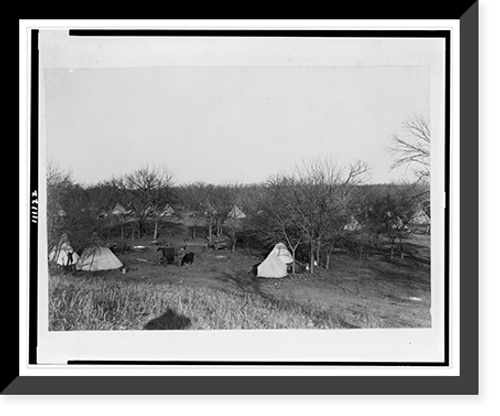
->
<box><xmin>49</xmin><ymin>232</ymin><xmax>431</xmax><ymax>331</ymax></box>
<box><xmin>49</xmin><ymin>274</ymin><xmax>348</xmax><ymax>330</ymax></box>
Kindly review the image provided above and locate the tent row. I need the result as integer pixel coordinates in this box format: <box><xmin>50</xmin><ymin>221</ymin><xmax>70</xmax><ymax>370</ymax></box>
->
<box><xmin>104</xmin><ymin>203</ymin><xmax>246</xmax><ymax>220</ymax></box>
<box><xmin>105</xmin><ymin>203</ymin><xmax>175</xmax><ymax>218</ymax></box>
<box><xmin>49</xmin><ymin>234</ymin><xmax>123</xmax><ymax>271</ymax></box>
<box><xmin>49</xmin><ymin>234</ymin><xmax>293</xmax><ymax>277</ymax></box>
<box><xmin>342</xmin><ymin>210</ymin><xmax>430</xmax><ymax>232</ymax></box>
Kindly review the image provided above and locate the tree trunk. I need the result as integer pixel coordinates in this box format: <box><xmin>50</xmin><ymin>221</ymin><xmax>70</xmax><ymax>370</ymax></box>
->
<box><xmin>309</xmin><ymin>245</ymin><xmax>315</xmax><ymax>274</ymax></box>
<box><xmin>214</xmin><ymin>220</ymin><xmax>218</xmax><ymax>237</ymax></box>
<box><xmin>356</xmin><ymin>247</ymin><xmax>363</xmax><ymax>295</ymax></box>
<box><xmin>325</xmin><ymin>246</ymin><xmax>335</xmax><ymax>270</ymax></box>
<box><xmin>208</xmin><ymin>222</ymin><xmax>213</xmax><ymax>243</ymax></box>
<box><xmin>316</xmin><ymin>239</ymin><xmax>321</xmax><ymax>269</ymax></box>
<box><xmin>290</xmin><ymin>247</ymin><xmax>297</xmax><ymax>276</ymax></box>
<box><xmin>153</xmin><ymin>218</ymin><xmax>159</xmax><ymax>240</ymax></box>
<box><xmin>245</xmin><ymin>233</ymin><xmax>250</xmax><ymax>252</ymax></box>
<box><xmin>231</xmin><ymin>228</ymin><xmax>236</xmax><ymax>253</ymax></box>
<box><xmin>138</xmin><ymin>221</ymin><xmax>146</xmax><ymax>238</ymax></box>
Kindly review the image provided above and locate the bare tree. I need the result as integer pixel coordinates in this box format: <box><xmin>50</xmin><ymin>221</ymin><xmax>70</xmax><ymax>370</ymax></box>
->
<box><xmin>46</xmin><ymin>167</ymin><xmax>107</xmax><ymax>253</ymax></box>
<box><xmin>178</xmin><ymin>182</ymin><xmax>233</xmax><ymax>245</ymax></box>
<box><xmin>199</xmin><ymin>184</ymin><xmax>226</xmax><ymax>243</ymax></box>
<box><xmin>293</xmin><ymin>159</ymin><xmax>369</xmax><ymax>273</ymax></box>
<box><xmin>85</xmin><ymin>181</ymin><xmax>123</xmax><ymax>218</ymax></box>
<box><xmin>176</xmin><ymin>182</ymin><xmax>206</xmax><ymax>240</ymax></box>
<box><xmin>367</xmin><ymin>182</ymin><xmax>426</xmax><ymax>262</ymax></box>
<box><xmin>389</xmin><ymin>114</ymin><xmax>430</xmax><ymax>182</ymax></box>
<box><xmin>110</xmin><ymin>166</ymin><xmax>174</xmax><ymax>240</ymax></box>
<box><xmin>222</xmin><ymin>183</ymin><xmax>248</xmax><ymax>253</ymax></box>
<box><xmin>258</xmin><ymin>176</ymin><xmax>307</xmax><ymax>275</ymax></box>
<box><xmin>228</xmin><ymin>184</ymin><xmax>267</xmax><ymax>252</ymax></box>
<box><xmin>260</xmin><ymin>159</ymin><xmax>369</xmax><ymax>275</ymax></box>
<box><xmin>46</xmin><ymin>163</ymin><xmax>75</xmax><ymax>250</ymax></box>
<box><xmin>212</xmin><ymin>186</ymin><xmax>233</xmax><ymax>238</ymax></box>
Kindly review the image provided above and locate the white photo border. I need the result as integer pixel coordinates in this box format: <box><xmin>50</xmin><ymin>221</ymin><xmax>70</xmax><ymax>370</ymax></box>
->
<box><xmin>14</xmin><ymin>13</ymin><xmax>477</xmax><ymax>394</ymax></box>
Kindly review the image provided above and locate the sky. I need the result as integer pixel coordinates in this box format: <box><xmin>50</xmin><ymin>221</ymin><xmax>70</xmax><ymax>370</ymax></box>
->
<box><xmin>41</xmin><ymin>33</ymin><xmax>440</xmax><ymax>186</ymax></box>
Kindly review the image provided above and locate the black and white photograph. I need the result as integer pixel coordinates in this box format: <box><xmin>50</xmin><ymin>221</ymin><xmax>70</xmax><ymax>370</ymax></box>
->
<box><xmin>28</xmin><ymin>25</ymin><xmax>453</xmax><ymax>367</ymax></box>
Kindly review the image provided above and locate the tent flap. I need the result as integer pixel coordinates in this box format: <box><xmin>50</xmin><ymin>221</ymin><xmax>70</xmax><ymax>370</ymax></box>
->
<box><xmin>256</xmin><ymin>243</ymin><xmax>293</xmax><ymax>278</ymax></box>
<box><xmin>76</xmin><ymin>246</ymin><xmax>123</xmax><ymax>271</ymax></box>
<box><xmin>49</xmin><ymin>234</ymin><xmax>80</xmax><ymax>267</ymax></box>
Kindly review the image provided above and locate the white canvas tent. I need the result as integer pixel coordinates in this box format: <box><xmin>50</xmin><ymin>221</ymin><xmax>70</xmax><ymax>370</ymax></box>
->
<box><xmin>75</xmin><ymin>246</ymin><xmax>123</xmax><ymax>271</ymax></box>
<box><xmin>274</xmin><ymin>242</ymin><xmax>293</xmax><ymax>264</ymax></box>
<box><xmin>160</xmin><ymin>204</ymin><xmax>175</xmax><ymax>217</ymax></box>
<box><xmin>228</xmin><ymin>205</ymin><xmax>246</xmax><ymax>220</ymax></box>
<box><xmin>49</xmin><ymin>233</ymin><xmax>80</xmax><ymax>267</ymax></box>
<box><xmin>111</xmin><ymin>203</ymin><xmax>126</xmax><ymax>216</ymax></box>
<box><xmin>257</xmin><ymin>243</ymin><xmax>293</xmax><ymax>278</ymax></box>
<box><xmin>411</xmin><ymin>209</ymin><xmax>430</xmax><ymax>225</ymax></box>
<box><xmin>343</xmin><ymin>216</ymin><xmax>362</xmax><ymax>232</ymax></box>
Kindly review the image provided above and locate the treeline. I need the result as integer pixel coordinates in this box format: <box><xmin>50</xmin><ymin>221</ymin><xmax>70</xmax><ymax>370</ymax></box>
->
<box><xmin>47</xmin><ymin>160</ymin><xmax>430</xmax><ymax>273</ymax></box>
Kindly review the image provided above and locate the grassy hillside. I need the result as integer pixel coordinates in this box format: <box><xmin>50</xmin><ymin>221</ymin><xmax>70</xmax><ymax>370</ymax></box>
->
<box><xmin>49</xmin><ymin>273</ymin><xmax>350</xmax><ymax>331</ymax></box>
<box><xmin>49</xmin><ymin>232</ymin><xmax>431</xmax><ymax>330</ymax></box>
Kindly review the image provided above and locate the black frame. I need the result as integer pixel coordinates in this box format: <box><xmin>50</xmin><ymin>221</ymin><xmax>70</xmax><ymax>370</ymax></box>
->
<box><xmin>4</xmin><ymin>9</ymin><xmax>479</xmax><ymax>394</ymax></box>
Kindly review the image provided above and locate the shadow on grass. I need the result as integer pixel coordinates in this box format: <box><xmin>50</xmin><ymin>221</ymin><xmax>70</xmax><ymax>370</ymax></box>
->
<box><xmin>217</xmin><ymin>271</ymin><xmax>360</xmax><ymax>329</ymax></box>
<box><xmin>144</xmin><ymin>307</ymin><xmax>191</xmax><ymax>330</ymax></box>
<box><xmin>371</xmin><ymin>239</ymin><xmax>430</xmax><ymax>263</ymax></box>
<box><xmin>368</xmin><ymin>256</ymin><xmax>431</xmax><ymax>289</ymax></box>
<box><xmin>216</xmin><ymin>270</ymin><xmax>264</xmax><ymax>295</ymax></box>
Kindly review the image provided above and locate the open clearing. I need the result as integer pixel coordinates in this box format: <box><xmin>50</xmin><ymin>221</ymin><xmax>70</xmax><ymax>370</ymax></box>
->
<box><xmin>49</xmin><ymin>229</ymin><xmax>431</xmax><ymax>330</ymax></box>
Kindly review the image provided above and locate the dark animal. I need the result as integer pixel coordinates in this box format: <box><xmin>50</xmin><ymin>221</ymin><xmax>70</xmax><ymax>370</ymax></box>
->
<box><xmin>181</xmin><ymin>252</ymin><xmax>194</xmax><ymax>266</ymax></box>
<box><xmin>157</xmin><ymin>246</ymin><xmax>177</xmax><ymax>265</ymax></box>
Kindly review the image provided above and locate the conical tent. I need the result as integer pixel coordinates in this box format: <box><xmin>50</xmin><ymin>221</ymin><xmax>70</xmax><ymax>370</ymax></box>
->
<box><xmin>160</xmin><ymin>204</ymin><xmax>175</xmax><ymax>217</ymax></box>
<box><xmin>412</xmin><ymin>210</ymin><xmax>430</xmax><ymax>224</ymax></box>
<box><xmin>111</xmin><ymin>203</ymin><xmax>126</xmax><ymax>215</ymax></box>
<box><xmin>76</xmin><ymin>246</ymin><xmax>123</xmax><ymax>271</ymax></box>
<box><xmin>257</xmin><ymin>243</ymin><xmax>293</xmax><ymax>278</ymax></box>
<box><xmin>389</xmin><ymin>215</ymin><xmax>405</xmax><ymax>230</ymax></box>
<box><xmin>228</xmin><ymin>205</ymin><xmax>246</xmax><ymax>220</ymax></box>
<box><xmin>343</xmin><ymin>216</ymin><xmax>362</xmax><ymax>231</ymax></box>
<box><xmin>49</xmin><ymin>233</ymin><xmax>80</xmax><ymax>267</ymax></box>
<box><xmin>257</xmin><ymin>250</ymin><xmax>287</xmax><ymax>278</ymax></box>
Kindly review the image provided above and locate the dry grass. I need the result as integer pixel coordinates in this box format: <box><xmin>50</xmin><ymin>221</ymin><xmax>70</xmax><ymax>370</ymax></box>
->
<box><xmin>48</xmin><ymin>233</ymin><xmax>431</xmax><ymax>331</ymax></box>
<box><xmin>49</xmin><ymin>273</ymin><xmax>349</xmax><ymax>331</ymax></box>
